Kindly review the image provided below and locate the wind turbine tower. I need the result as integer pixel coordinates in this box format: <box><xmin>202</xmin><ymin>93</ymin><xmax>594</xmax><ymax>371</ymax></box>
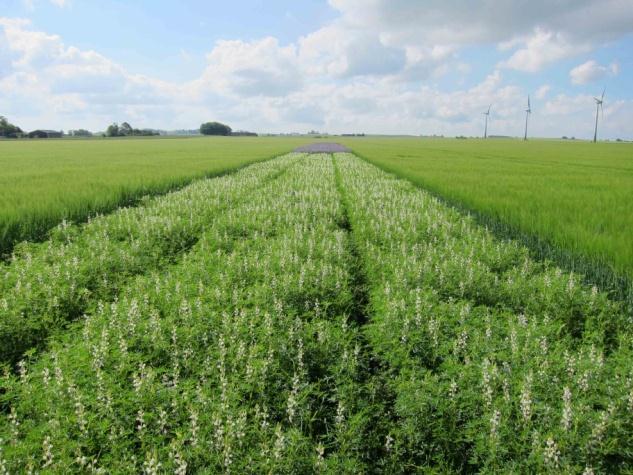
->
<box><xmin>524</xmin><ymin>95</ymin><xmax>531</xmax><ymax>141</ymax></box>
<box><xmin>593</xmin><ymin>88</ymin><xmax>605</xmax><ymax>143</ymax></box>
<box><xmin>483</xmin><ymin>105</ymin><xmax>491</xmax><ymax>139</ymax></box>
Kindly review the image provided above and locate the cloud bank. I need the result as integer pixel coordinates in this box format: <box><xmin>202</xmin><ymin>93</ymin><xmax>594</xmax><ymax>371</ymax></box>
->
<box><xmin>1</xmin><ymin>0</ymin><xmax>632</xmax><ymax>138</ymax></box>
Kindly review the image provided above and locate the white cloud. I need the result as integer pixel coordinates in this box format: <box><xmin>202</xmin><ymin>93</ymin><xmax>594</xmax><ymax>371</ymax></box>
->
<box><xmin>328</xmin><ymin>0</ymin><xmax>633</xmax><ymax>72</ymax></box>
<box><xmin>298</xmin><ymin>26</ymin><xmax>408</xmax><ymax>79</ymax></box>
<box><xmin>498</xmin><ymin>29</ymin><xmax>589</xmax><ymax>72</ymax></box>
<box><xmin>569</xmin><ymin>60</ymin><xmax>620</xmax><ymax>85</ymax></box>
<box><xmin>199</xmin><ymin>37</ymin><xmax>302</xmax><ymax>98</ymax></box>
<box><xmin>1</xmin><ymin>5</ymin><xmax>632</xmax><ymax>139</ymax></box>
<box><xmin>535</xmin><ymin>85</ymin><xmax>551</xmax><ymax>99</ymax></box>
<box><xmin>0</xmin><ymin>17</ymin><xmax>175</xmax><ymax>129</ymax></box>
<box><xmin>328</xmin><ymin>0</ymin><xmax>633</xmax><ymax>45</ymax></box>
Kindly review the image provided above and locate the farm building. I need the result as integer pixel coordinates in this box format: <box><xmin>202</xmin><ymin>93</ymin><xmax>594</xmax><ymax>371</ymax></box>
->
<box><xmin>28</xmin><ymin>129</ymin><xmax>63</xmax><ymax>138</ymax></box>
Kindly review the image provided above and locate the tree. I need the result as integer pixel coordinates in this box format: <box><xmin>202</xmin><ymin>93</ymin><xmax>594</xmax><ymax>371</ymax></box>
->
<box><xmin>106</xmin><ymin>123</ymin><xmax>120</xmax><ymax>137</ymax></box>
<box><xmin>200</xmin><ymin>121</ymin><xmax>232</xmax><ymax>136</ymax></box>
<box><xmin>120</xmin><ymin>122</ymin><xmax>133</xmax><ymax>136</ymax></box>
<box><xmin>134</xmin><ymin>128</ymin><xmax>159</xmax><ymax>136</ymax></box>
<box><xmin>105</xmin><ymin>122</ymin><xmax>159</xmax><ymax>137</ymax></box>
<box><xmin>70</xmin><ymin>129</ymin><xmax>93</xmax><ymax>137</ymax></box>
<box><xmin>0</xmin><ymin>116</ymin><xmax>23</xmax><ymax>138</ymax></box>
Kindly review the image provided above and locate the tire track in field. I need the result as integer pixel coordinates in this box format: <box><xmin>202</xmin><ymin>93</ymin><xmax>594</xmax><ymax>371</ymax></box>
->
<box><xmin>332</xmin><ymin>153</ymin><xmax>396</xmax><ymax>468</ymax></box>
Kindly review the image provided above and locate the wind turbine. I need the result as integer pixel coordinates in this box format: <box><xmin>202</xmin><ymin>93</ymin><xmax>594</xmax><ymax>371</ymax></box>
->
<box><xmin>523</xmin><ymin>95</ymin><xmax>531</xmax><ymax>141</ymax></box>
<box><xmin>483</xmin><ymin>105</ymin><xmax>491</xmax><ymax>139</ymax></box>
<box><xmin>593</xmin><ymin>88</ymin><xmax>605</xmax><ymax>143</ymax></box>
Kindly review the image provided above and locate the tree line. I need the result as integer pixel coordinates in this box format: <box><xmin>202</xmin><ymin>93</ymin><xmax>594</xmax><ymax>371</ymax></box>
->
<box><xmin>2</xmin><ymin>116</ymin><xmax>256</xmax><ymax>139</ymax></box>
<box><xmin>106</xmin><ymin>122</ymin><xmax>159</xmax><ymax>137</ymax></box>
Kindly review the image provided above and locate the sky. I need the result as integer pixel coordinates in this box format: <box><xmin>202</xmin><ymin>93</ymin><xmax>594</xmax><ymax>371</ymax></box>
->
<box><xmin>1</xmin><ymin>0</ymin><xmax>633</xmax><ymax>138</ymax></box>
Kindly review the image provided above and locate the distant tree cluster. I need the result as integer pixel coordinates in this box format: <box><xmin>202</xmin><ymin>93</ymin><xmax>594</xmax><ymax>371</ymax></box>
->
<box><xmin>69</xmin><ymin>129</ymin><xmax>93</xmax><ymax>137</ymax></box>
<box><xmin>231</xmin><ymin>130</ymin><xmax>258</xmax><ymax>137</ymax></box>
<box><xmin>106</xmin><ymin>122</ymin><xmax>159</xmax><ymax>137</ymax></box>
<box><xmin>0</xmin><ymin>116</ymin><xmax>23</xmax><ymax>138</ymax></box>
<box><xmin>200</xmin><ymin>122</ymin><xmax>232</xmax><ymax>136</ymax></box>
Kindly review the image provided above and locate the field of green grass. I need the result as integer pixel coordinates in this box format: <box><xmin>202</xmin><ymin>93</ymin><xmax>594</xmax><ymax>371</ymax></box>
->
<box><xmin>340</xmin><ymin>137</ymin><xmax>633</xmax><ymax>300</ymax></box>
<box><xmin>0</xmin><ymin>136</ymin><xmax>311</xmax><ymax>256</ymax></box>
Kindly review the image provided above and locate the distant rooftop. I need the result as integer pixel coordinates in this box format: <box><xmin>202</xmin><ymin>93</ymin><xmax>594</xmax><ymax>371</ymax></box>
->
<box><xmin>294</xmin><ymin>143</ymin><xmax>351</xmax><ymax>153</ymax></box>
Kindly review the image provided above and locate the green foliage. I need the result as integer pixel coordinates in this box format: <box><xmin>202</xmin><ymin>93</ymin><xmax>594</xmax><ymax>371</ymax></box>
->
<box><xmin>334</xmin><ymin>152</ymin><xmax>633</xmax><ymax>472</ymax></box>
<box><xmin>0</xmin><ymin>116</ymin><xmax>23</xmax><ymax>138</ymax></box>
<box><xmin>0</xmin><ymin>155</ymin><xmax>378</xmax><ymax>472</ymax></box>
<box><xmin>106</xmin><ymin>122</ymin><xmax>157</xmax><ymax>137</ymax></box>
<box><xmin>200</xmin><ymin>121</ymin><xmax>232</xmax><ymax>136</ymax></box>
<box><xmin>0</xmin><ymin>136</ymin><xmax>312</xmax><ymax>256</ymax></box>
<box><xmin>105</xmin><ymin>123</ymin><xmax>120</xmax><ymax>137</ymax></box>
<box><xmin>0</xmin><ymin>155</ymin><xmax>298</xmax><ymax>365</ymax></box>
<box><xmin>339</xmin><ymin>137</ymin><xmax>633</xmax><ymax>305</ymax></box>
<box><xmin>69</xmin><ymin>129</ymin><xmax>93</xmax><ymax>137</ymax></box>
<box><xmin>120</xmin><ymin>122</ymin><xmax>132</xmax><ymax>136</ymax></box>
<box><xmin>0</xmin><ymin>150</ymin><xmax>631</xmax><ymax>472</ymax></box>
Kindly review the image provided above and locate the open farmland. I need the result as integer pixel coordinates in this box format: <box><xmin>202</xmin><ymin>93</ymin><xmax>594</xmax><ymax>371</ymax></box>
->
<box><xmin>339</xmin><ymin>137</ymin><xmax>633</xmax><ymax>306</ymax></box>
<box><xmin>0</xmin><ymin>136</ymin><xmax>311</xmax><ymax>256</ymax></box>
<box><xmin>1</xmin><ymin>150</ymin><xmax>632</xmax><ymax>473</ymax></box>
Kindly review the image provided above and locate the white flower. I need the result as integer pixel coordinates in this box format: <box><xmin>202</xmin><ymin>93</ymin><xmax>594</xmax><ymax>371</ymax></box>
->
<box><xmin>544</xmin><ymin>437</ymin><xmax>560</xmax><ymax>468</ymax></box>
<box><xmin>561</xmin><ymin>387</ymin><xmax>572</xmax><ymax>431</ymax></box>
<box><xmin>143</xmin><ymin>453</ymin><xmax>161</xmax><ymax>475</ymax></box>
<box><xmin>490</xmin><ymin>410</ymin><xmax>501</xmax><ymax>441</ymax></box>
<box><xmin>42</xmin><ymin>436</ymin><xmax>53</xmax><ymax>468</ymax></box>
<box><xmin>385</xmin><ymin>434</ymin><xmax>394</xmax><ymax>452</ymax></box>
<box><xmin>520</xmin><ymin>375</ymin><xmax>533</xmax><ymax>423</ymax></box>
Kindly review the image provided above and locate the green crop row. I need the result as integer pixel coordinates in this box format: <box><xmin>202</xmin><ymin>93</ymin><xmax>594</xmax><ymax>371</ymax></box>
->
<box><xmin>339</xmin><ymin>137</ymin><xmax>633</xmax><ymax>310</ymax></box>
<box><xmin>0</xmin><ymin>154</ymin><xmax>300</xmax><ymax>366</ymax></box>
<box><xmin>334</xmin><ymin>152</ymin><xmax>633</xmax><ymax>473</ymax></box>
<box><xmin>0</xmin><ymin>155</ymin><xmax>380</xmax><ymax>473</ymax></box>
<box><xmin>1</xmin><ymin>150</ymin><xmax>631</xmax><ymax>473</ymax></box>
<box><xmin>0</xmin><ymin>136</ymin><xmax>312</xmax><ymax>256</ymax></box>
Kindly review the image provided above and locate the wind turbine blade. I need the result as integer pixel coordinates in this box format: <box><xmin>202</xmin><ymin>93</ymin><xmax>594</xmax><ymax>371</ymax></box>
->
<box><xmin>601</xmin><ymin>87</ymin><xmax>606</xmax><ymax>101</ymax></box>
<box><xmin>528</xmin><ymin>95</ymin><xmax>530</xmax><ymax>110</ymax></box>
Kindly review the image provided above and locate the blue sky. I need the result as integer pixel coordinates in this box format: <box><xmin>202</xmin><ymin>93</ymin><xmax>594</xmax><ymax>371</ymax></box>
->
<box><xmin>4</xmin><ymin>0</ymin><xmax>339</xmax><ymax>81</ymax></box>
<box><xmin>1</xmin><ymin>0</ymin><xmax>633</xmax><ymax>138</ymax></box>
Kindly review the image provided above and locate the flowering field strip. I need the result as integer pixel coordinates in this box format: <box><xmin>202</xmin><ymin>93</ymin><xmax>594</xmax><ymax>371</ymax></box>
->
<box><xmin>0</xmin><ymin>155</ymin><xmax>374</xmax><ymax>472</ymax></box>
<box><xmin>0</xmin><ymin>153</ymin><xmax>301</xmax><ymax>366</ymax></box>
<box><xmin>334</xmin><ymin>153</ymin><xmax>633</xmax><ymax>473</ymax></box>
<box><xmin>0</xmin><ymin>136</ymin><xmax>314</xmax><ymax>256</ymax></box>
<box><xmin>339</xmin><ymin>137</ymin><xmax>633</xmax><ymax>308</ymax></box>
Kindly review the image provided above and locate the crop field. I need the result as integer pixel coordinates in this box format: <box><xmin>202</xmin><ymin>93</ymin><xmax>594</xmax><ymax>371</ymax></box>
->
<box><xmin>0</xmin><ymin>136</ymin><xmax>311</xmax><ymax>257</ymax></box>
<box><xmin>1</xmin><ymin>150</ymin><xmax>632</xmax><ymax>473</ymax></box>
<box><xmin>340</xmin><ymin>137</ymin><xmax>633</xmax><ymax>303</ymax></box>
